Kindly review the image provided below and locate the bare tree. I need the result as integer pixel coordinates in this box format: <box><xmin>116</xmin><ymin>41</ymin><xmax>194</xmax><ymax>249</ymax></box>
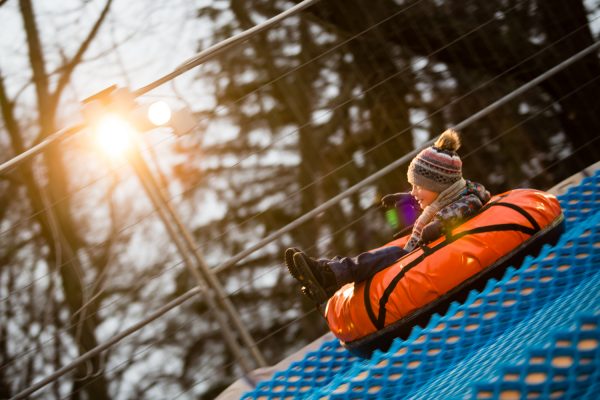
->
<box><xmin>1</xmin><ymin>1</ymin><xmax>118</xmax><ymax>398</ymax></box>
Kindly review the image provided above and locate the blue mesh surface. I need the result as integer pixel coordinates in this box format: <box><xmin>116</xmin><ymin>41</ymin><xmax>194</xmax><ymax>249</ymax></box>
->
<box><xmin>243</xmin><ymin>171</ymin><xmax>600</xmax><ymax>399</ymax></box>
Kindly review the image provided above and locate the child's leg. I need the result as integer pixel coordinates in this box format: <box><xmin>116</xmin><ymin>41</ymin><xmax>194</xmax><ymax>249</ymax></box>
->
<box><xmin>285</xmin><ymin>246</ymin><xmax>406</xmax><ymax>303</ymax></box>
<box><xmin>328</xmin><ymin>246</ymin><xmax>406</xmax><ymax>285</ymax></box>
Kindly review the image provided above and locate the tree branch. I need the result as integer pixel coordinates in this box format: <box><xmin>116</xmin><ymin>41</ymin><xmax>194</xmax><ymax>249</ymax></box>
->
<box><xmin>0</xmin><ymin>71</ymin><xmax>26</xmax><ymax>156</ymax></box>
<box><xmin>51</xmin><ymin>0</ymin><xmax>114</xmax><ymax>105</ymax></box>
<box><xmin>18</xmin><ymin>0</ymin><xmax>50</xmax><ymax>126</ymax></box>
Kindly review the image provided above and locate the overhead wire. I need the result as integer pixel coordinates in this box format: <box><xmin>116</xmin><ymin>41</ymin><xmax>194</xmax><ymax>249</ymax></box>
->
<box><xmin>170</xmin><ymin>308</ymin><xmax>320</xmax><ymax>400</ymax></box>
<box><xmin>45</xmin><ymin>277</ymin><xmax>318</xmax><ymax>399</ymax></box>
<box><xmin>62</xmin><ymin>306</ymin><xmax>208</xmax><ymax>399</ymax></box>
<box><xmin>64</xmin><ymin>301</ymin><xmax>319</xmax><ymax>400</ymax></box>
<box><xmin>10</xmin><ymin>286</ymin><xmax>203</xmax><ymax>400</ymax></box>
<box><xmin>518</xmin><ymin>135</ymin><xmax>600</xmax><ymax>188</ymax></box>
<box><xmin>0</xmin><ymin>259</ymin><xmax>188</xmax><ymax>373</ymax></box>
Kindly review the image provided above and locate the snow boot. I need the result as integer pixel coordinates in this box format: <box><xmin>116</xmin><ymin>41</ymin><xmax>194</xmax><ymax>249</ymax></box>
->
<box><xmin>292</xmin><ymin>251</ymin><xmax>338</xmax><ymax>304</ymax></box>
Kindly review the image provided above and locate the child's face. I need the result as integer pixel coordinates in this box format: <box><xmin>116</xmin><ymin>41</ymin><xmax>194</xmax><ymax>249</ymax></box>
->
<box><xmin>410</xmin><ymin>185</ymin><xmax>439</xmax><ymax>209</ymax></box>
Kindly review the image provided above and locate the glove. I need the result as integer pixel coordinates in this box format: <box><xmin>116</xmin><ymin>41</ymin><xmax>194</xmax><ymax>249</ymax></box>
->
<box><xmin>381</xmin><ymin>193</ymin><xmax>414</xmax><ymax>208</ymax></box>
<box><xmin>421</xmin><ymin>220</ymin><xmax>443</xmax><ymax>244</ymax></box>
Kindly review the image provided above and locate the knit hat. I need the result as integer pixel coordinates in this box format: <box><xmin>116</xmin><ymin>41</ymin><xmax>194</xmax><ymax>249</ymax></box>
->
<box><xmin>407</xmin><ymin>129</ymin><xmax>463</xmax><ymax>192</ymax></box>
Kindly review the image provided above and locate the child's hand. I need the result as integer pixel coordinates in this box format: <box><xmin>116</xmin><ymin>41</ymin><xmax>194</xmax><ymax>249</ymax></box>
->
<box><xmin>381</xmin><ymin>193</ymin><xmax>413</xmax><ymax>208</ymax></box>
<box><xmin>421</xmin><ymin>220</ymin><xmax>443</xmax><ymax>243</ymax></box>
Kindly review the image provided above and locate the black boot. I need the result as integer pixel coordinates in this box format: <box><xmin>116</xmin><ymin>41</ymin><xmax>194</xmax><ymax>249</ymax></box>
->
<box><xmin>292</xmin><ymin>252</ymin><xmax>339</xmax><ymax>304</ymax></box>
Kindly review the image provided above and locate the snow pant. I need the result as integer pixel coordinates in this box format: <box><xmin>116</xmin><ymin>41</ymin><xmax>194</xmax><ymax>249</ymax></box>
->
<box><xmin>324</xmin><ymin>246</ymin><xmax>407</xmax><ymax>286</ymax></box>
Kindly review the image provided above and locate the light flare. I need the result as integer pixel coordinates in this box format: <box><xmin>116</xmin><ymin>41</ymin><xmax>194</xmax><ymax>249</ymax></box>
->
<box><xmin>94</xmin><ymin>114</ymin><xmax>137</xmax><ymax>157</ymax></box>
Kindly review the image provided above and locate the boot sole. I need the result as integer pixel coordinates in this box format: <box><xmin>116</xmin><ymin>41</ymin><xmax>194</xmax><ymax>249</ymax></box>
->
<box><xmin>284</xmin><ymin>248</ymin><xmax>303</xmax><ymax>282</ymax></box>
<box><xmin>293</xmin><ymin>253</ymin><xmax>329</xmax><ymax>304</ymax></box>
<box><xmin>285</xmin><ymin>248</ymin><xmax>321</xmax><ymax>303</ymax></box>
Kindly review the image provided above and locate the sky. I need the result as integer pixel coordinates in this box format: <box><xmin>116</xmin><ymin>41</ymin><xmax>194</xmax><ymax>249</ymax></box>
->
<box><xmin>0</xmin><ymin>0</ymin><xmax>212</xmax><ymax>125</ymax></box>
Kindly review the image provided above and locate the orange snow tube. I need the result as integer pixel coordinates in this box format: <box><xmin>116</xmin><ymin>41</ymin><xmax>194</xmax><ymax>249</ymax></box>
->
<box><xmin>325</xmin><ymin>189</ymin><xmax>564</xmax><ymax>357</ymax></box>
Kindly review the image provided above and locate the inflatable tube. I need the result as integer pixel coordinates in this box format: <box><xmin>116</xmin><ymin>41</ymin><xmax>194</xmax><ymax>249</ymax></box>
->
<box><xmin>324</xmin><ymin>189</ymin><xmax>564</xmax><ymax>358</ymax></box>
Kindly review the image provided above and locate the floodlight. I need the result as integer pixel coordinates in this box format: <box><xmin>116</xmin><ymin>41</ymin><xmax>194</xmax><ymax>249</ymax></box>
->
<box><xmin>147</xmin><ymin>101</ymin><xmax>172</xmax><ymax>126</ymax></box>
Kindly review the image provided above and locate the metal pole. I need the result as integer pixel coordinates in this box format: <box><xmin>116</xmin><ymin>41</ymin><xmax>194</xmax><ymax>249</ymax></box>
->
<box><xmin>133</xmin><ymin>0</ymin><xmax>321</xmax><ymax>97</ymax></box>
<box><xmin>0</xmin><ymin>124</ymin><xmax>84</xmax><ymax>176</ymax></box>
<box><xmin>132</xmin><ymin>144</ymin><xmax>267</xmax><ymax>368</ymax></box>
<box><xmin>128</xmin><ymin>144</ymin><xmax>258</xmax><ymax>374</ymax></box>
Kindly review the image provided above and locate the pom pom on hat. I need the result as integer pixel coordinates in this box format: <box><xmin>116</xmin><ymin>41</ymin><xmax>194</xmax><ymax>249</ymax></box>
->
<box><xmin>407</xmin><ymin>129</ymin><xmax>463</xmax><ymax>192</ymax></box>
<box><xmin>433</xmin><ymin>129</ymin><xmax>461</xmax><ymax>152</ymax></box>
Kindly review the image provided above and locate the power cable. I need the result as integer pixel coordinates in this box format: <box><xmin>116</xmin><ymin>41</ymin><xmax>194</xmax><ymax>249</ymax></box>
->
<box><xmin>64</xmin><ymin>304</ymin><xmax>319</xmax><ymax>400</ymax></box>
<box><xmin>132</xmin><ymin>0</ymin><xmax>323</xmax><ymax>97</ymax></box>
<box><xmin>170</xmin><ymin>308</ymin><xmax>320</xmax><ymax>400</ymax></box>
<box><xmin>62</xmin><ymin>308</ymin><xmax>206</xmax><ymax>400</ymax></box>
<box><xmin>0</xmin><ymin>259</ymin><xmax>185</xmax><ymax>372</ymax></box>
<box><xmin>518</xmin><ymin>135</ymin><xmax>600</xmax><ymax>188</ymax></box>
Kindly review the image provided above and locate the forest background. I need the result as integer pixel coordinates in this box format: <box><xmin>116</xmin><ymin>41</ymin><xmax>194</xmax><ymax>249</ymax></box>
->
<box><xmin>1</xmin><ymin>0</ymin><xmax>599</xmax><ymax>398</ymax></box>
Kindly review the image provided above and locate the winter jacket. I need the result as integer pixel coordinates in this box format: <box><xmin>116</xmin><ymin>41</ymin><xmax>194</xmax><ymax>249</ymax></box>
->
<box><xmin>407</xmin><ymin>180</ymin><xmax>490</xmax><ymax>250</ymax></box>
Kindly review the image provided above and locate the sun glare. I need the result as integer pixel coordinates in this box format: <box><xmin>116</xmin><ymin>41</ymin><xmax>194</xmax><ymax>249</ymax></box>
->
<box><xmin>95</xmin><ymin>115</ymin><xmax>136</xmax><ymax>157</ymax></box>
<box><xmin>147</xmin><ymin>101</ymin><xmax>172</xmax><ymax>126</ymax></box>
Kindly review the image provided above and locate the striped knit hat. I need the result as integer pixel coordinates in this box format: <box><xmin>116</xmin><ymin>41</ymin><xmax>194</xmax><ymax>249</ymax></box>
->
<box><xmin>407</xmin><ymin>129</ymin><xmax>463</xmax><ymax>192</ymax></box>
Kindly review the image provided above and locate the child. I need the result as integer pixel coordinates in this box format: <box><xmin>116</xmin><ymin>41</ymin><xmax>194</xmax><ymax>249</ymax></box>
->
<box><xmin>285</xmin><ymin>129</ymin><xmax>491</xmax><ymax>303</ymax></box>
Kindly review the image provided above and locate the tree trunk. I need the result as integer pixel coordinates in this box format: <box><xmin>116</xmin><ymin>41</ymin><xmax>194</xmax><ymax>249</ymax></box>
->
<box><xmin>11</xmin><ymin>1</ymin><xmax>113</xmax><ymax>397</ymax></box>
<box><xmin>537</xmin><ymin>0</ymin><xmax>600</xmax><ymax>171</ymax></box>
